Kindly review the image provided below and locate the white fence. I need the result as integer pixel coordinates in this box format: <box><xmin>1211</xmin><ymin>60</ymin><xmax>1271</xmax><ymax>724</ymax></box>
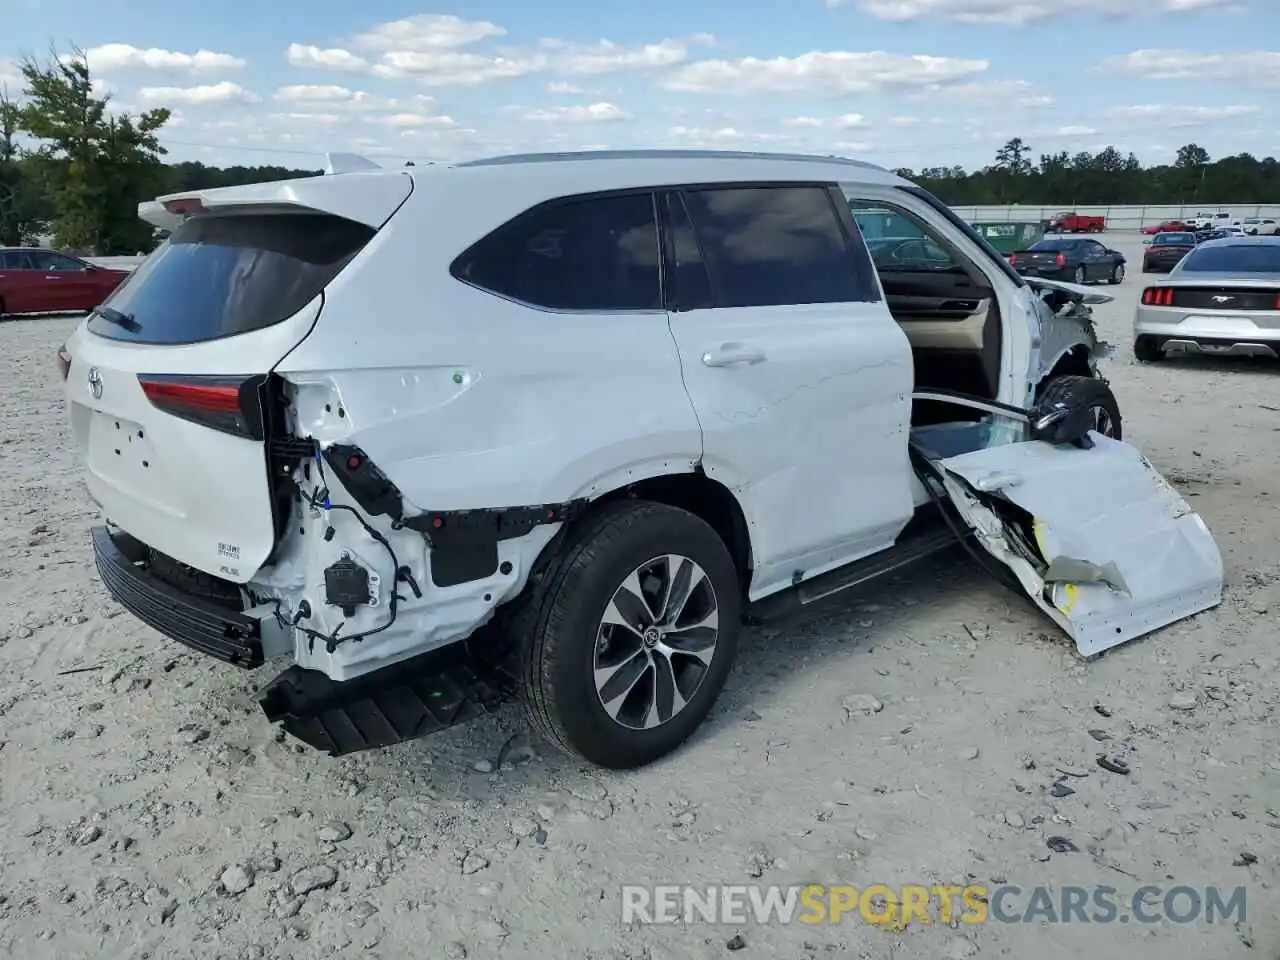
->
<box><xmin>951</xmin><ymin>204</ymin><xmax>1280</xmax><ymax>231</ymax></box>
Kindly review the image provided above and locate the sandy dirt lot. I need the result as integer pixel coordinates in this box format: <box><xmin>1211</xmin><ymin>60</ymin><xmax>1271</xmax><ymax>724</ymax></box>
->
<box><xmin>1</xmin><ymin>232</ymin><xmax>1277</xmax><ymax>960</ymax></box>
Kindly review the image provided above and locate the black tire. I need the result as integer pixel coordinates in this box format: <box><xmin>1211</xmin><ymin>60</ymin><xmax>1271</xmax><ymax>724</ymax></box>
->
<box><xmin>1108</xmin><ymin>262</ymin><xmax>1125</xmax><ymax>285</ymax></box>
<box><xmin>1073</xmin><ymin>265</ymin><xmax>1086</xmax><ymax>284</ymax></box>
<box><xmin>1133</xmin><ymin>336</ymin><xmax>1163</xmax><ymax>364</ymax></box>
<box><xmin>1037</xmin><ymin>374</ymin><xmax>1122</xmax><ymax>440</ymax></box>
<box><xmin>517</xmin><ymin>499</ymin><xmax>741</xmax><ymax>769</ymax></box>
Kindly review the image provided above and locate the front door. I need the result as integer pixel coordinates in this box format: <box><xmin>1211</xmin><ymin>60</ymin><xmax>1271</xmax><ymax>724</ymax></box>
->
<box><xmin>31</xmin><ymin>251</ymin><xmax>98</xmax><ymax>312</ymax></box>
<box><xmin>0</xmin><ymin>249</ymin><xmax>48</xmax><ymax>314</ymax></box>
<box><xmin>919</xmin><ymin>432</ymin><xmax>1224</xmax><ymax>656</ymax></box>
<box><xmin>660</xmin><ymin>184</ymin><xmax>917</xmax><ymax>601</ymax></box>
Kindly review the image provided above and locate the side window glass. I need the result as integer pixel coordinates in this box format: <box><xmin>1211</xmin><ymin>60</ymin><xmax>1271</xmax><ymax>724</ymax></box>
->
<box><xmin>663</xmin><ymin>193</ymin><xmax>713</xmax><ymax>311</ymax></box>
<box><xmin>35</xmin><ymin>252</ymin><xmax>83</xmax><ymax>271</ymax></box>
<box><xmin>849</xmin><ymin>202</ymin><xmax>963</xmax><ymax>274</ymax></box>
<box><xmin>453</xmin><ymin>193</ymin><xmax>660</xmax><ymax>311</ymax></box>
<box><xmin>681</xmin><ymin>186</ymin><xmax>871</xmax><ymax>308</ymax></box>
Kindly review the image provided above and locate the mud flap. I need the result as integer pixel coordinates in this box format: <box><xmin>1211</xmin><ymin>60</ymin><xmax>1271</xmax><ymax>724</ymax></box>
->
<box><xmin>927</xmin><ymin>433</ymin><xmax>1224</xmax><ymax>657</ymax></box>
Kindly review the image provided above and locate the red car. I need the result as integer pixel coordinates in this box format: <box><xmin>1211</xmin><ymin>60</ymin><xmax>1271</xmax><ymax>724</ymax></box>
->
<box><xmin>0</xmin><ymin>248</ymin><xmax>132</xmax><ymax>319</ymax></box>
<box><xmin>1141</xmin><ymin>220</ymin><xmax>1190</xmax><ymax>235</ymax></box>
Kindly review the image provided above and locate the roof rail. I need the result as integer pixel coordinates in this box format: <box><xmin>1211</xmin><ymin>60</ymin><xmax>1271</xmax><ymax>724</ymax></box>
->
<box><xmin>324</xmin><ymin>152</ymin><xmax>382</xmax><ymax>175</ymax></box>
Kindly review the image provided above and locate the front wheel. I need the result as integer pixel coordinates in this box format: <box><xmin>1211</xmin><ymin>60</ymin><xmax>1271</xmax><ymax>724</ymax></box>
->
<box><xmin>518</xmin><ymin>500</ymin><xmax>741</xmax><ymax>769</ymax></box>
<box><xmin>1037</xmin><ymin>374</ymin><xmax>1122</xmax><ymax>441</ymax></box>
<box><xmin>1108</xmin><ymin>263</ymin><xmax>1125</xmax><ymax>285</ymax></box>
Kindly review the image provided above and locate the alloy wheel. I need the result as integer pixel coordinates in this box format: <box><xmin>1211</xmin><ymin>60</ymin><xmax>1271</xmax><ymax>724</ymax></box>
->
<box><xmin>593</xmin><ymin>554</ymin><xmax>720</xmax><ymax>730</ymax></box>
<box><xmin>1090</xmin><ymin>404</ymin><xmax>1117</xmax><ymax>437</ymax></box>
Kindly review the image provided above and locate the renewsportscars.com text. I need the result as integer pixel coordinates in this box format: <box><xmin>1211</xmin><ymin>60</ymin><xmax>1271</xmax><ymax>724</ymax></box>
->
<box><xmin>621</xmin><ymin>884</ymin><xmax>1247</xmax><ymax>926</ymax></box>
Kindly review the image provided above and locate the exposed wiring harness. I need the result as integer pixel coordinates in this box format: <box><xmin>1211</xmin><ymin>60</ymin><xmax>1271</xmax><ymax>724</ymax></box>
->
<box><xmin>273</xmin><ymin>448</ymin><xmax>414</xmax><ymax>654</ymax></box>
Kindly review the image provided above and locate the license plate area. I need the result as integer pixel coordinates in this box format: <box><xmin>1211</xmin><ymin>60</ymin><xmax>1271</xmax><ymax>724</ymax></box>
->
<box><xmin>87</xmin><ymin>411</ymin><xmax>175</xmax><ymax>507</ymax></box>
<box><xmin>1180</xmin><ymin>315</ymin><xmax>1260</xmax><ymax>333</ymax></box>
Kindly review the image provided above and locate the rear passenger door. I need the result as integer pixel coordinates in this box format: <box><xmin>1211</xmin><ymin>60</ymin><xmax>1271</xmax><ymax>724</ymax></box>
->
<box><xmin>660</xmin><ymin>184</ymin><xmax>916</xmax><ymax>601</ymax></box>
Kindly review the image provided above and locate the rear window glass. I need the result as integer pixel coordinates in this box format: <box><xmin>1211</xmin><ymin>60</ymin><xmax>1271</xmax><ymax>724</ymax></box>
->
<box><xmin>86</xmin><ymin>212</ymin><xmax>375</xmax><ymax>344</ymax></box>
<box><xmin>1179</xmin><ymin>244</ymin><xmax>1280</xmax><ymax>273</ymax></box>
<box><xmin>451</xmin><ymin>192</ymin><xmax>661</xmax><ymax>311</ymax></box>
<box><xmin>1154</xmin><ymin>233</ymin><xmax>1196</xmax><ymax>245</ymax></box>
<box><xmin>1029</xmin><ymin>239</ymin><xmax>1078</xmax><ymax>251</ymax></box>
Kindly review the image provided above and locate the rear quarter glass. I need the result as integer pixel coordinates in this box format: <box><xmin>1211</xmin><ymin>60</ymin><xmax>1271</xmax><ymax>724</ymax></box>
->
<box><xmin>86</xmin><ymin>211</ymin><xmax>375</xmax><ymax>345</ymax></box>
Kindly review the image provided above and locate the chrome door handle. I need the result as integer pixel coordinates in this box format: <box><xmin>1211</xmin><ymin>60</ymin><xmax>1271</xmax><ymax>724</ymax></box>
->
<box><xmin>702</xmin><ymin>343</ymin><xmax>766</xmax><ymax>367</ymax></box>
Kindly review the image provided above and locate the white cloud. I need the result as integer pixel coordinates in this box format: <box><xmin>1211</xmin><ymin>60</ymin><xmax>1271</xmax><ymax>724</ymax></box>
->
<box><xmin>274</xmin><ymin>84</ymin><xmax>362</xmax><ymax>103</ymax></box>
<box><xmin>0</xmin><ymin>58</ymin><xmax>21</xmax><ymax>93</ymax></box>
<box><xmin>372</xmin><ymin>50</ymin><xmax>547</xmax><ymax>86</ymax></box>
<box><xmin>547</xmin><ymin>81</ymin><xmax>584</xmax><ymax>93</ymax></box>
<box><xmin>521</xmin><ymin>103</ymin><xmax>630</xmax><ymax>123</ymax></box>
<box><xmin>269</xmin><ymin>112</ymin><xmax>343</xmax><ymax>124</ymax></box>
<box><xmin>1055</xmin><ymin>124</ymin><xmax>1098</xmax><ymax>136</ymax></box>
<box><xmin>783</xmin><ymin>113</ymin><xmax>869</xmax><ymax>129</ymax></box>
<box><xmin>851</xmin><ymin>0</ymin><xmax>1230</xmax><ymax>24</ymax></box>
<box><xmin>286</xmin><ymin>30</ymin><xmax>714</xmax><ymax>87</ymax></box>
<box><xmin>79</xmin><ymin>43</ymin><xmax>245</xmax><ymax>73</ymax></box>
<box><xmin>1096</xmin><ymin>49</ymin><xmax>1280</xmax><ymax>83</ymax></box>
<box><xmin>661</xmin><ymin>50</ymin><xmax>987</xmax><ymax>94</ymax></box>
<box><xmin>542</xmin><ymin>36</ymin><xmax>713</xmax><ymax>74</ymax></box>
<box><xmin>351</xmin><ymin>14</ymin><xmax>507</xmax><ymax>51</ymax></box>
<box><xmin>906</xmin><ymin>79</ymin><xmax>1052</xmax><ymax>106</ymax></box>
<box><xmin>665</xmin><ymin>125</ymin><xmax>788</xmax><ymax>145</ymax></box>
<box><xmin>374</xmin><ymin>112</ymin><xmax>457</xmax><ymax>127</ymax></box>
<box><xmin>139</xmin><ymin>82</ymin><xmax>260</xmax><ymax>106</ymax></box>
<box><xmin>1104</xmin><ymin>103</ymin><xmax>1261</xmax><ymax>126</ymax></box>
<box><xmin>286</xmin><ymin>44</ymin><xmax>371</xmax><ymax>72</ymax></box>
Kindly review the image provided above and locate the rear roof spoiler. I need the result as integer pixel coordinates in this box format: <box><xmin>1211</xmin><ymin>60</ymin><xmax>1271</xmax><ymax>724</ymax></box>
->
<box><xmin>137</xmin><ymin>159</ymin><xmax>411</xmax><ymax>231</ymax></box>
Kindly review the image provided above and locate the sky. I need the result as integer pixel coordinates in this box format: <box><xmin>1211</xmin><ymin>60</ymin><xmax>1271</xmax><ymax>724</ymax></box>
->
<box><xmin>1</xmin><ymin>0</ymin><xmax>1277</xmax><ymax>172</ymax></box>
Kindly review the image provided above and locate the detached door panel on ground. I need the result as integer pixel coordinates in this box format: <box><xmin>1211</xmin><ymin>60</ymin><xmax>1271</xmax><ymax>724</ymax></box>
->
<box><xmin>660</xmin><ymin>185</ymin><xmax>917</xmax><ymax>600</ymax></box>
<box><xmin>915</xmin><ymin>430</ymin><xmax>1224</xmax><ymax>656</ymax></box>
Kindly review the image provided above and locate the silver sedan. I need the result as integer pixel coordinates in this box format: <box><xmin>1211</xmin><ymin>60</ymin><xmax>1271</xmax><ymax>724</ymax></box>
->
<box><xmin>1133</xmin><ymin>236</ymin><xmax>1280</xmax><ymax>362</ymax></box>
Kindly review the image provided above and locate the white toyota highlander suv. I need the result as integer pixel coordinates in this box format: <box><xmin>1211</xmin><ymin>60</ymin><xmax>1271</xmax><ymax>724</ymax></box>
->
<box><xmin>61</xmin><ymin>150</ymin><xmax>1223</xmax><ymax>769</ymax></box>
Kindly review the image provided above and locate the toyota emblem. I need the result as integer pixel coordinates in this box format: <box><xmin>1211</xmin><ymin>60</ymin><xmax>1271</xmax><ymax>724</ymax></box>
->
<box><xmin>87</xmin><ymin>366</ymin><xmax>103</xmax><ymax>399</ymax></box>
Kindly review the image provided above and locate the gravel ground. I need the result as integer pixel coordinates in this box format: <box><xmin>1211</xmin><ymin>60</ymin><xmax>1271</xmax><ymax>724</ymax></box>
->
<box><xmin>1</xmin><ymin>232</ymin><xmax>1277</xmax><ymax>960</ymax></box>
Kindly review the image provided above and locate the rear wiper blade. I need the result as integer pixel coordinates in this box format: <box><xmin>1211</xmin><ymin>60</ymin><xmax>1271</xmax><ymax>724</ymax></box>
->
<box><xmin>92</xmin><ymin>306</ymin><xmax>141</xmax><ymax>332</ymax></box>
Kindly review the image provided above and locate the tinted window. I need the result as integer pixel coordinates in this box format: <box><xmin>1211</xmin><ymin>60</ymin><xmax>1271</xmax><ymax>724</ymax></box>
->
<box><xmin>87</xmin><ymin>212</ymin><xmax>375</xmax><ymax>344</ymax></box>
<box><xmin>663</xmin><ymin>194</ymin><xmax>714</xmax><ymax>311</ymax></box>
<box><xmin>1178</xmin><ymin>244</ymin><xmax>1280</xmax><ymax>273</ymax></box>
<box><xmin>681</xmin><ymin>186</ymin><xmax>870</xmax><ymax>308</ymax></box>
<box><xmin>453</xmin><ymin>193</ymin><xmax>660</xmax><ymax>311</ymax></box>
<box><xmin>1030</xmin><ymin>239</ymin><xmax>1080</xmax><ymax>252</ymax></box>
<box><xmin>33</xmin><ymin>252</ymin><xmax>84</xmax><ymax>271</ymax></box>
<box><xmin>1</xmin><ymin>250</ymin><xmax>38</xmax><ymax>269</ymax></box>
<box><xmin>1154</xmin><ymin>233</ymin><xmax>1196</xmax><ymax>245</ymax></box>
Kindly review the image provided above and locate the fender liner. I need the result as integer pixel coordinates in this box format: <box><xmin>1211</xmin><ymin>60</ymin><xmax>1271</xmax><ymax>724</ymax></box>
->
<box><xmin>320</xmin><ymin>443</ymin><xmax>588</xmax><ymax>588</ymax></box>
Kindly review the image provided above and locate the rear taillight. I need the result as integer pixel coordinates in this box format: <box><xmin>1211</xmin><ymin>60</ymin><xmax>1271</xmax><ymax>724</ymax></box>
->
<box><xmin>1006</xmin><ymin>254</ymin><xmax>1016</xmax><ymax>266</ymax></box>
<box><xmin>1055</xmin><ymin>253</ymin><xmax>1066</xmax><ymax>267</ymax></box>
<box><xmin>56</xmin><ymin>342</ymin><xmax>71</xmax><ymax>380</ymax></box>
<box><xmin>138</xmin><ymin>374</ymin><xmax>264</xmax><ymax>439</ymax></box>
<box><xmin>1141</xmin><ymin>287</ymin><xmax>1174</xmax><ymax>306</ymax></box>
<box><xmin>1275</xmin><ymin>293</ymin><xmax>1280</xmax><ymax>310</ymax></box>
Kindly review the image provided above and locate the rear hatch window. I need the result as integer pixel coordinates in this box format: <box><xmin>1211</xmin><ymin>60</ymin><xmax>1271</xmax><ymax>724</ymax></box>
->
<box><xmin>87</xmin><ymin>211</ymin><xmax>375</xmax><ymax>344</ymax></box>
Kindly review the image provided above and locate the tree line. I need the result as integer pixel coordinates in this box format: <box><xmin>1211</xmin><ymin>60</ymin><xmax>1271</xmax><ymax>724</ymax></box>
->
<box><xmin>1</xmin><ymin>48</ymin><xmax>1277</xmax><ymax>254</ymax></box>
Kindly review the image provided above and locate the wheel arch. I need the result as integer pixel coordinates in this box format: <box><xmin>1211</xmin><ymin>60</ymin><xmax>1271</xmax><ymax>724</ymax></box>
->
<box><xmin>591</xmin><ymin>469</ymin><xmax>754</xmax><ymax>595</ymax></box>
<box><xmin>1036</xmin><ymin>343</ymin><xmax>1097</xmax><ymax>397</ymax></box>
